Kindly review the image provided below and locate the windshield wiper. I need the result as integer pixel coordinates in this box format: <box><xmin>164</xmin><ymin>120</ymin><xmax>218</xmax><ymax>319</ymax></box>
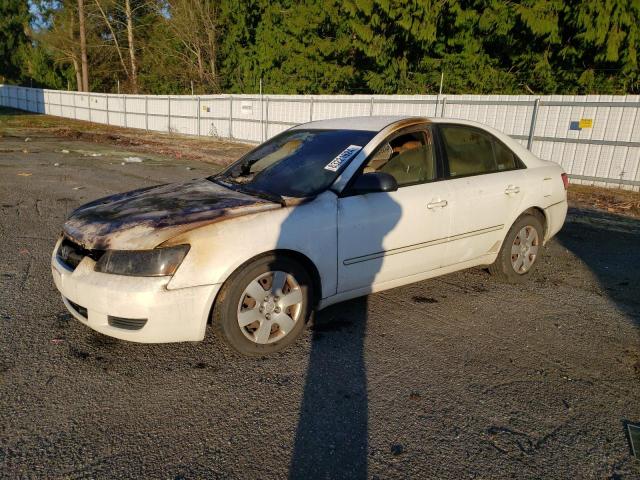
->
<box><xmin>238</xmin><ymin>185</ymin><xmax>284</xmax><ymax>205</ymax></box>
<box><xmin>210</xmin><ymin>177</ymin><xmax>284</xmax><ymax>205</ymax></box>
<box><xmin>209</xmin><ymin>175</ymin><xmax>232</xmax><ymax>186</ymax></box>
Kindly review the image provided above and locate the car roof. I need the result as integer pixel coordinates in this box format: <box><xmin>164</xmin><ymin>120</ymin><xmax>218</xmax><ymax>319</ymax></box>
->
<box><xmin>292</xmin><ymin>115</ymin><xmax>547</xmax><ymax>168</ymax></box>
<box><xmin>291</xmin><ymin>115</ymin><xmax>421</xmax><ymax>132</ymax></box>
<box><xmin>292</xmin><ymin>115</ymin><xmax>508</xmax><ymax>133</ymax></box>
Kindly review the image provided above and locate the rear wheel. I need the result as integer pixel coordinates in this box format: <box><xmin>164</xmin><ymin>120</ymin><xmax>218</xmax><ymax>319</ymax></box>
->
<box><xmin>212</xmin><ymin>254</ymin><xmax>312</xmax><ymax>356</ymax></box>
<box><xmin>489</xmin><ymin>214</ymin><xmax>544</xmax><ymax>283</ymax></box>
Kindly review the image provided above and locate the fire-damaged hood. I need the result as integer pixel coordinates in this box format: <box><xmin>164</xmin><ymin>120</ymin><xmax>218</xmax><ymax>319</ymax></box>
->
<box><xmin>63</xmin><ymin>178</ymin><xmax>281</xmax><ymax>250</ymax></box>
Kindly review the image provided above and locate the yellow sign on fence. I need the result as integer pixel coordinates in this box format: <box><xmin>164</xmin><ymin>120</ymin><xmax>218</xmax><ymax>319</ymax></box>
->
<box><xmin>579</xmin><ymin>118</ymin><xmax>593</xmax><ymax>129</ymax></box>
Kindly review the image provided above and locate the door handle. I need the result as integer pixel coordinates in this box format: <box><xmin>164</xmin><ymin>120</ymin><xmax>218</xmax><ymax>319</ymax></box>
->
<box><xmin>427</xmin><ymin>199</ymin><xmax>448</xmax><ymax>209</ymax></box>
<box><xmin>504</xmin><ymin>185</ymin><xmax>520</xmax><ymax>195</ymax></box>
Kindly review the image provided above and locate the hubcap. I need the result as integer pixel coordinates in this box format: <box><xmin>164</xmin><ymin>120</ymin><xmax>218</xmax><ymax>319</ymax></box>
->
<box><xmin>237</xmin><ymin>270</ymin><xmax>303</xmax><ymax>344</ymax></box>
<box><xmin>510</xmin><ymin>225</ymin><xmax>539</xmax><ymax>274</ymax></box>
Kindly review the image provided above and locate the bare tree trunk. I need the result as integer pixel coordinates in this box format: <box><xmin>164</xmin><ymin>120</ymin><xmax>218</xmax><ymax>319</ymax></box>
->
<box><xmin>95</xmin><ymin>0</ymin><xmax>129</xmax><ymax>78</ymax></box>
<box><xmin>155</xmin><ymin>0</ymin><xmax>221</xmax><ymax>92</ymax></box>
<box><xmin>196</xmin><ymin>48</ymin><xmax>204</xmax><ymax>82</ymax></box>
<box><xmin>125</xmin><ymin>0</ymin><xmax>138</xmax><ymax>93</ymax></box>
<box><xmin>204</xmin><ymin>2</ymin><xmax>219</xmax><ymax>92</ymax></box>
<box><xmin>77</xmin><ymin>0</ymin><xmax>89</xmax><ymax>91</ymax></box>
<box><xmin>72</xmin><ymin>57</ymin><xmax>83</xmax><ymax>92</ymax></box>
<box><xmin>69</xmin><ymin>11</ymin><xmax>83</xmax><ymax>92</ymax></box>
<box><xmin>207</xmin><ymin>29</ymin><xmax>216</xmax><ymax>86</ymax></box>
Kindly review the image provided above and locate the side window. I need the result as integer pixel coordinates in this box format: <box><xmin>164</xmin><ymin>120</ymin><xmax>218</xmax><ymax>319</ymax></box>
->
<box><xmin>361</xmin><ymin>128</ymin><xmax>436</xmax><ymax>187</ymax></box>
<box><xmin>440</xmin><ymin>125</ymin><xmax>521</xmax><ymax>177</ymax></box>
<box><xmin>440</xmin><ymin>126</ymin><xmax>496</xmax><ymax>177</ymax></box>
<box><xmin>493</xmin><ymin>141</ymin><xmax>517</xmax><ymax>171</ymax></box>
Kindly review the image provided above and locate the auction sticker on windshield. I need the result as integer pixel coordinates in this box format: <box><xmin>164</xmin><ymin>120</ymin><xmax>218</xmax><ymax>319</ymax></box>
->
<box><xmin>324</xmin><ymin>145</ymin><xmax>362</xmax><ymax>172</ymax></box>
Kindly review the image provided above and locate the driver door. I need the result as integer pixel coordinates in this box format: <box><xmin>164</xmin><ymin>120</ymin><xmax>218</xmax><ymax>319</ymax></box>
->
<box><xmin>337</xmin><ymin>126</ymin><xmax>453</xmax><ymax>294</ymax></box>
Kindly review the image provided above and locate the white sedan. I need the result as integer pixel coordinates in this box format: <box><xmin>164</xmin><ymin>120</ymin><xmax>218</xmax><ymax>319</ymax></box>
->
<box><xmin>51</xmin><ymin>116</ymin><xmax>568</xmax><ymax>355</ymax></box>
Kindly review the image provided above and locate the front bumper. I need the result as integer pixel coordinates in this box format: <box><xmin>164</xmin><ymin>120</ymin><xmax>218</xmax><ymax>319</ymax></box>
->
<box><xmin>51</xmin><ymin>240</ymin><xmax>220</xmax><ymax>343</ymax></box>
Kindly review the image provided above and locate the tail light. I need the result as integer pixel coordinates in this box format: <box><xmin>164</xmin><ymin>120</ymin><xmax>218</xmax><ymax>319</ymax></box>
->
<box><xmin>561</xmin><ymin>173</ymin><xmax>569</xmax><ymax>190</ymax></box>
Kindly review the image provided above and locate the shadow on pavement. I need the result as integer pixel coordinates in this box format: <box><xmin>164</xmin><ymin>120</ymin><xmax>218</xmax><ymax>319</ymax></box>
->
<box><xmin>281</xmin><ymin>186</ymin><xmax>401</xmax><ymax>478</ymax></box>
<box><xmin>556</xmin><ymin>207</ymin><xmax>640</xmax><ymax>330</ymax></box>
<box><xmin>289</xmin><ymin>298</ymin><xmax>369</xmax><ymax>479</ymax></box>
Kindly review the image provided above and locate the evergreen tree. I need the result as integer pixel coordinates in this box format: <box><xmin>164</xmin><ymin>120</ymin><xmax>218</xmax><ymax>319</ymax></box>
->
<box><xmin>343</xmin><ymin>0</ymin><xmax>444</xmax><ymax>93</ymax></box>
<box><xmin>0</xmin><ymin>0</ymin><xmax>30</xmax><ymax>83</ymax></box>
<box><xmin>13</xmin><ymin>0</ymin><xmax>640</xmax><ymax>95</ymax></box>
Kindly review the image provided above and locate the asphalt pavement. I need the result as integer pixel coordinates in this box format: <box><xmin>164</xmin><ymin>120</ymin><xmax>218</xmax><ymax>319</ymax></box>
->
<box><xmin>1</xmin><ymin>133</ymin><xmax>639</xmax><ymax>479</ymax></box>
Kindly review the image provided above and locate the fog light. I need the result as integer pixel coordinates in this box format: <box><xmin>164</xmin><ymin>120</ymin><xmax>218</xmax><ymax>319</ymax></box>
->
<box><xmin>67</xmin><ymin>299</ymin><xmax>87</xmax><ymax>319</ymax></box>
<box><xmin>107</xmin><ymin>316</ymin><xmax>148</xmax><ymax>331</ymax></box>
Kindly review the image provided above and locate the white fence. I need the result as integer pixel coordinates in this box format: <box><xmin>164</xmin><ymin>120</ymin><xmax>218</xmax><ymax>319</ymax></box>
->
<box><xmin>1</xmin><ymin>85</ymin><xmax>639</xmax><ymax>191</ymax></box>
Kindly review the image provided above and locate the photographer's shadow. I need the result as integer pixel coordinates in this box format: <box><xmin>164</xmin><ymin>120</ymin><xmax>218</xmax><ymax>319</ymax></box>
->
<box><xmin>283</xmin><ymin>184</ymin><xmax>401</xmax><ymax>479</ymax></box>
<box><xmin>289</xmin><ymin>296</ymin><xmax>370</xmax><ymax>479</ymax></box>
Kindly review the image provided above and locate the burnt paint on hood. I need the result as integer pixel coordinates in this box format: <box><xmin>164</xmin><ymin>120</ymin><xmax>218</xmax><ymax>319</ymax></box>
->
<box><xmin>63</xmin><ymin>179</ymin><xmax>280</xmax><ymax>250</ymax></box>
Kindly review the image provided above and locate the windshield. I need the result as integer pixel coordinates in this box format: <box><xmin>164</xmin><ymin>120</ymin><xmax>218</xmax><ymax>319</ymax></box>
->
<box><xmin>212</xmin><ymin>129</ymin><xmax>376</xmax><ymax>198</ymax></box>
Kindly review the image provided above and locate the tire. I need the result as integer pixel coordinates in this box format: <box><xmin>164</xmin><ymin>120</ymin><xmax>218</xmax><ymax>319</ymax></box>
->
<box><xmin>488</xmin><ymin>214</ymin><xmax>544</xmax><ymax>283</ymax></box>
<box><xmin>212</xmin><ymin>254</ymin><xmax>313</xmax><ymax>356</ymax></box>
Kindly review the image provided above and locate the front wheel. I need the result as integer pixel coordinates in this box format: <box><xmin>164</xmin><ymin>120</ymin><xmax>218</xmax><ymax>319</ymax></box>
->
<box><xmin>489</xmin><ymin>214</ymin><xmax>544</xmax><ymax>283</ymax></box>
<box><xmin>212</xmin><ymin>254</ymin><xmax>313</xmax><ymax>356</ymax></box>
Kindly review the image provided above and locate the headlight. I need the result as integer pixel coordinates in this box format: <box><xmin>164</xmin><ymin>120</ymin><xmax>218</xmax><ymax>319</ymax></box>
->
<box><xmin>94</xmin><ymin>245</ymin><xmax>190</xmax><ymax>276</ymax></box>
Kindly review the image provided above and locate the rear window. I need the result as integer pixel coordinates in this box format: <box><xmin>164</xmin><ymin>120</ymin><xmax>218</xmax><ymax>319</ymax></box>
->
<box><xmin>440</xmin><ymin>125</ymin><xmax>520</xmax><ymax>177</ymax></box>
<box><xmin>494</xmin><ymin>141</ymin><xmax>517</xmax><ymax>171</ymax></box>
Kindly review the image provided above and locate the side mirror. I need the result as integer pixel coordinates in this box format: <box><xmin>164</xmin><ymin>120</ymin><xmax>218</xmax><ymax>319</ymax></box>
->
<box><xmin>349</xmin><ymin>172</ymin><xmax>398</xmax><ymax>195</ymax></box>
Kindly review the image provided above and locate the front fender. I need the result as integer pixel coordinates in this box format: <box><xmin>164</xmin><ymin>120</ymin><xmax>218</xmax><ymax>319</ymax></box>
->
<box><xmin>164</xmin><ymin>191</ymin><xmax>338</xmax><ymax>299</ymax></box>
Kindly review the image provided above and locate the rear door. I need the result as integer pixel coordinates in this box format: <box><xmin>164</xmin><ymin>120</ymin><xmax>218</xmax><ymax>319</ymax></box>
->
<box><xmin>437</xmin><ymin>124</ymin><xmax>528</xmax><ymax>264</ymax></box>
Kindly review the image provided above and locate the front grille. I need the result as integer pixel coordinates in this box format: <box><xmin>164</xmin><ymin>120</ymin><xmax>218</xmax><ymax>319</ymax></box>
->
<box><xmin>67</xmin><ymin>299</ymin><xmax>88</xmax><ymax>319</ymax></box>
<box><xmin>57</xmin><ymin>238</ymin><xmax>104</xmax><ymax>271</ymax></box>
<box><xmin>108</xmin><ymin>316</ymin><xmax>148</xmax><ymax>331</ymax></box>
